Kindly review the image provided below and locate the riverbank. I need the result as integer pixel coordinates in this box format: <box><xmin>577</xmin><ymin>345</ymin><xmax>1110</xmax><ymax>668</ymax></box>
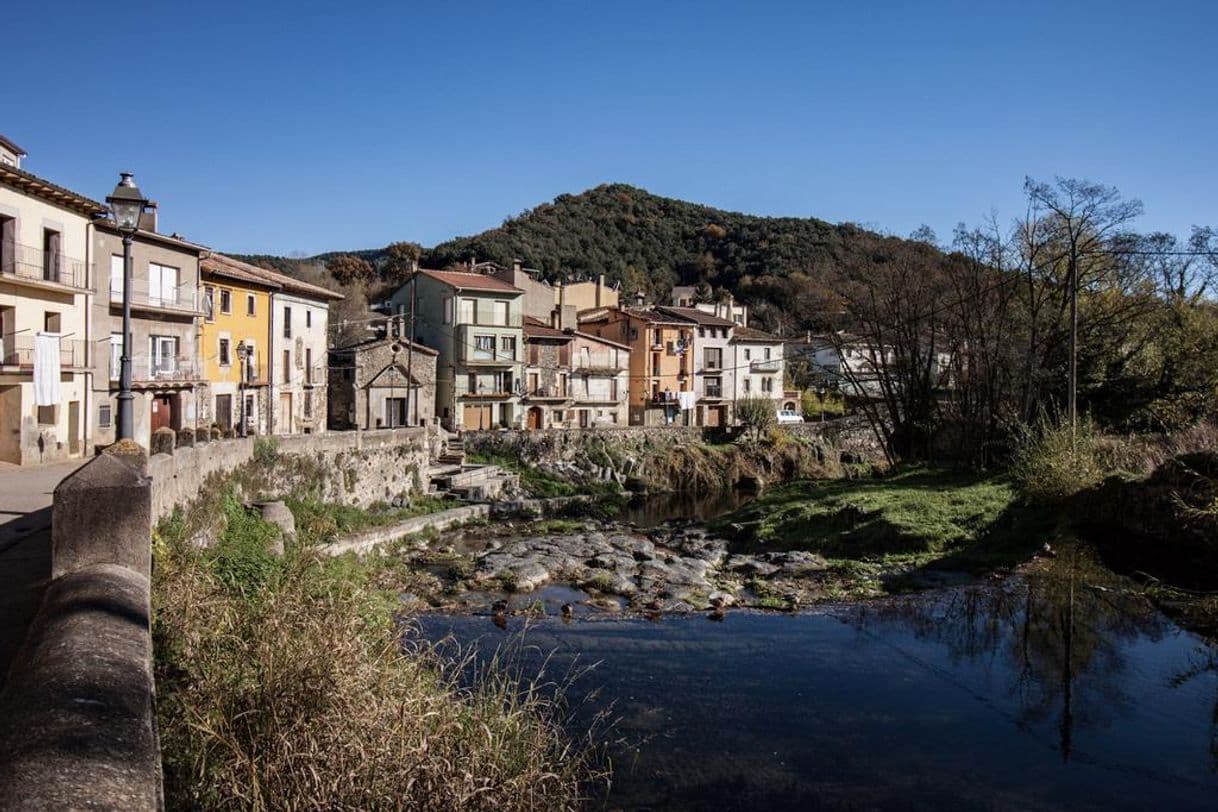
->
<box><xmin>152</xmin><ymin>460</ymin><xmax>601</xmax><ymax>810</ymax></box>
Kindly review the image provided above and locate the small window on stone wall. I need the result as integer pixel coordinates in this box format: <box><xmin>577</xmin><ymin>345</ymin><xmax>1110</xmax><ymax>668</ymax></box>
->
<box><xmin>98</xmin><ymin>403</ymin><xmax>112</xmax><ymax>428</ymax></box>
<box><xmin>37</xmin><ymin>405</ymin><xmax>56</xmax><ymax>424</ymax></box>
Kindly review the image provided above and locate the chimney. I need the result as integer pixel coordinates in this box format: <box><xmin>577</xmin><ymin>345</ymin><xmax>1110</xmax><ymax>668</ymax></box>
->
<box><xmin>138</xmin><ymin>201</ymin><xmax>158</xmax><ymax>232</ymax></box>
<box><xmin>513</xmin><ymin>258</ymin><xmax>522</xmax><ymax>274</ymax></box>
<box><xmin>551</xmin><ymin>307</ymin><xmax>560</xmax><ymax>329</ymax></box>
<box><xmin>558</xmin><ymin>279</ymin><xmax>567</xmax><ymax>310</ymax></box>
<box><xmin>596</xmin><ymin>274</ymin><xmax>605</xmax><ymax>307</ymax></box>
<box><xmin>634</xmin><ymin>290</ymin><xmax>646</xmax><ymax>307</ymax></box>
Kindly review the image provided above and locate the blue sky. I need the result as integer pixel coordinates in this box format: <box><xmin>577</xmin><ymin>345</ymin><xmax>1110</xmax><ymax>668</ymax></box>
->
<box><xmin>8</xmin><ymin>1</ymin><xmax>1216</xmax><ymax>256</ymax></box>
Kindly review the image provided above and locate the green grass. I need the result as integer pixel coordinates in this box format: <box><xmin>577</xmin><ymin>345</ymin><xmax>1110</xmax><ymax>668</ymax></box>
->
<box><xmin>467</xmin><ymin>452</ymin><xmax>581</xmax><ymax>498</ymax></box>
<box><xmin>713</xmin><ymin>467</ymin><xmax>1049</xmax><ymax>570</ymax></box>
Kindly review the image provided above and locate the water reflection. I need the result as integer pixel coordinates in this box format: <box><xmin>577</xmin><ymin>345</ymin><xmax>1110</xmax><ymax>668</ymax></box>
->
<box><xmin>617</xmin><ymin>489</ymin><xmax>753</xmax><ymax>527</ymax></box>
<box><xmin>416</xmin><ymin>565</ymin><xmax>1218</xmax><ymax>810</ymax></box>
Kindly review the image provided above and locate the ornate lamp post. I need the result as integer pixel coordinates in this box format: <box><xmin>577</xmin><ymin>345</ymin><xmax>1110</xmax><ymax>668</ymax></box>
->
<box><xmin>106</xmin><ymin>173</ymin><xmax>148</xmax><ymax>441</ymax></box>
<box><xmin>236</xmin><ymin>341</ymin><xmax>250</xmax><ymax>437</ymax></box>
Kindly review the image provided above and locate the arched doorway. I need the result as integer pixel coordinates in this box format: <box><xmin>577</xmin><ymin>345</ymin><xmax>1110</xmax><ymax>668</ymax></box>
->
<box><xmin>783</xmin><ymin>401</ymin><xmax>796</xmax><ymax>411</ymax></box>
<box><xmin>526</xmin><ymin>406</ymin><xmax>543</xmax><ymax>430</ymax></box>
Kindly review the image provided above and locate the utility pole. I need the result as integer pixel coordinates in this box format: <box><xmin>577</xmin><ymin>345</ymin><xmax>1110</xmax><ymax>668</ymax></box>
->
<box><xmin>405</xmin><ymin>273</ymin><xmax>417</xmax><ymax>425</ymax></box>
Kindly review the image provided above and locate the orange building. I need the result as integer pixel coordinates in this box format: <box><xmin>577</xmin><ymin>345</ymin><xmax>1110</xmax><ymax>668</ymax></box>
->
<box><xmin>578</xmin><ymin>307</ymin><xmax>694</xmax><ymax>425</ymax></box>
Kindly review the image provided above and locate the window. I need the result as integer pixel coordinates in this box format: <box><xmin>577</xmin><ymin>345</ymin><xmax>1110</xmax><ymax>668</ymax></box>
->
<box><xmin>247</xmin><ymin>294</ymin><xmax>256</xmax><ymax>316</ymax></box>
<box><xmin>762</xmin><ymin>377</ymin><xmax>774</xmax><ymax>393</ymax></box>
<box><xmin>283</xmin><ymin>350</ymin><xmax>291</xmax><ymax>383</ymax></box>
<box><xmin>473</xmin><ymin>334</ymin><xmax>494</xmax><ymax>359</ymax></box>
<box><xmin>303</xmin><ymin>390</ymin><xmax>312</xmax><ymax>418</ymax></box>
<box><xmin>500</xmin><ymin>336</ymin><xmax>516</xmax><ymax>359</ymax></box>
<box><xmin>704</xmin><ymin>347</ymin><xmax>722</xmax><ymax>370</ymax></box>
<box><xmin>744</xmin><ymin>348</ymin><xmax>751</xmax><ymax>361</ymax></box>
<box><xmin>150</xmin><ymin>335</ymin><xmax>179</xmax><ymax>376</ymax></box>
<box><xmin>110</xmin><ymin>254</ymin><xmax>125</xmax><ymax>300</ymax></box>
<box><xmin>305</xmin><ymin>348</ymin><xmax>313</xmax><ymax>384</ymax></box>
<box><xmin>493</xmin><ymin>300</ymin><xmax>509</xmax><ymax>325</ymax></box>
<box><xmin>442</xmin><ymin>297</ymin><xmax>453</xmax><ymax>324</ymax></box>
<box><xmin>457</xmin><ymin>298</ymin><xmax>475</xmax><ymax>324</ymax></box>
<box><xmin>219</xmin><ymin>289</ymin><xmax>232</xmax><ymax>314</ymax></box>
<box><xmin>44</xmin><ymin>312</ymin><xmax>60</xmax><ymax>333</ymax></box>
<box><xmin>37</xmin><ymin>405</ymin><xmax>55</xmax><ymax>424</ymax></box>
<box><xmin>283</xmin><ymin>306</ymin><xmax>292</xmax><ymax>338</ymax></box>
<box><xmin>305</xmin><ymin>309</ymin><xmax>312</xmax><ymax>328</ymax></box>
<box><xmin>467</xmin><ymin>373</ymin><xmax>478</xmax><ymax>393</ymax></box>
<box><xmin>219</xmin><ymin>337</ymin><xmax>231</xmax><ymax>366</ymax></box>
<box><xmin>705</xmin><ymin>376</ymin><xmax>722</xmax><ymax>398</ymax></box>
<box><xmin>203</xmin><ymin>285</ymin><xmax>215</xmax><ymax>321</ymax></box>
<box><xmin>98</xmin><ymin>403</ymin><xmax>112</xmax><ymax>429</ymax></box>
<box><xmin>743</xmin><ymin>377</ymin><xmax>751</xmax><ymax>393</ymax></box>
<box><xmin>148</xmin><ymin>263</ymin><xmax>179</xmax><ymax>307</ymax></box>
<box><xmin>109</xmin><ymin>333</ymin><xmax>122</xmax><ymax>379</ymax></box>
<box><xmin>764</xmin><ymin>347</ymin><xmax>772</xmax><ymax>360</ymax></box>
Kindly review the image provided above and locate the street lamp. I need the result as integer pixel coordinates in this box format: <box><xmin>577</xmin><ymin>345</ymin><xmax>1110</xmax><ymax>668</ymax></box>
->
<box><xmin>106</xmin><ymin>172</ymin><xmax>148</xmax><ymax>441</ymax></box>
<box><xmin>235</xmin><ymin>341</ymin><xmax>251</xmax><ymax>437</ymax></box>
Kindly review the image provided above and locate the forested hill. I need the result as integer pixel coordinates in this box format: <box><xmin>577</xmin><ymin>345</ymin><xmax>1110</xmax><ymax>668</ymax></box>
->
<box><xmin>236</xmin><ymin>184</ymin><xmax>938</xmax><ymax>334</ymax></box>
<box><xmin>422</xmin><ymin>184</ymin><xmax>890</xmax><ymax>320</ymax></box>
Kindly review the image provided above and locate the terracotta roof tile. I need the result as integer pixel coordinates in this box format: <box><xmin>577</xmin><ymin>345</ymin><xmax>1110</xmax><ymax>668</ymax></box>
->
<box><xmin>0</xmin><ymin>162</ymin><xmax>107</xmax><ymax>218</ymax></box>
<box><xmin>523</xmin><ymin>315</ymin><xmax>571</xmax><ymax>340</ymax></box>
<box><xmin>418</xmin><ymin>268</ymin><xmax>523</xmax><ymax>294</ymax></box>
<box><xmin>731</xmin><ymin>325</ymin><xmax>782</xmax><ymax>343</ymax></box>
<box><xmin>203</xmin><ymin>253</ymin><xmax>343</xmax><ymax>300</ymax></box>
<box><xmin>654</xmin><ymin>306</ymin><xmax>737</xmax><ymax>328</ymax></box>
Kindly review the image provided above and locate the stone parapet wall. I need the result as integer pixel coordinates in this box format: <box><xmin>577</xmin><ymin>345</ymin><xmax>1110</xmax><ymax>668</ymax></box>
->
<box><xmin>147</xmin><ymin>427</ymin><xmax>439</xmax><ymax>520</ymax></box>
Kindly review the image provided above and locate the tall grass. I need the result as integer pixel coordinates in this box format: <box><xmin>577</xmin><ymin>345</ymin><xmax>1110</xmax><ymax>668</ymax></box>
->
<box><xmin>1009</xmin><ymin>413</ymin><xmax>1111</xmax><ymax>502</ymax></box>
<box><xmin>153</xmin><ymin>489</ymin><xmax>601</xmax><ymax>810</ymax></box>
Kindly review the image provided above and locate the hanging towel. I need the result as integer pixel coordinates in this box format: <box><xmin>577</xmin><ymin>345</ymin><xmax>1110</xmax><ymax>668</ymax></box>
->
<box><xmin>33</xmin><ymin>332</ymin><xmax>62</xmax><ymax>406</ymax></box>
<box><xmin>677</xmin><ymin>390</ymin><xmax>696</xmax><ymax>411</ymax></box>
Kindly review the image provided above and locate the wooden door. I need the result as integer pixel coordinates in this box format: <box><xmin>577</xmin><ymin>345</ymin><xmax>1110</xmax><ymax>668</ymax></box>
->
<box><xmin>151</xmin><ymin>394</ymin><xmax>172</xmax><ymax>431</ymax></box>
<box><xmin>215</xmin><ymin>395</ymin><xmax>232</xmax><ymax>430</ymax></box>
<box><xmin>526</xmin><ymin>406</ymin><xmax>542</xmax><ymax>430</ymax></box>
<box><xmin>463</xmin><ymin>403</ymin><xmax>491</xmax><ymax>430</ymax></box>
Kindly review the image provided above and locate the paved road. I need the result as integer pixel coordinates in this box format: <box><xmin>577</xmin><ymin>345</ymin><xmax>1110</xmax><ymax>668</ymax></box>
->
<box><xmin>0</xmin><ymin>458</ymin><xmax>86</xmax><ymax>686</ymax></box>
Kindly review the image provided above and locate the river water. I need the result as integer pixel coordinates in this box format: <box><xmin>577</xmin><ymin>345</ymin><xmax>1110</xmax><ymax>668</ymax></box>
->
<box><xmin>415</xmin><ymin>557</ymin><xmax>1218</xmax><ymax>810</ymax></box>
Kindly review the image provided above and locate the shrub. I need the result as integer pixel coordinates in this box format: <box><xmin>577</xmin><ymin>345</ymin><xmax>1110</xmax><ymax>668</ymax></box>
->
<box><xmin>253</xmin><ymin>436</ymin><xmax>280</xmax><ymax>465</ymax></box>
<box><xmin>150</xmin><ymin>427</ymin><xmax>176</xmax><ymax>456</ymax></box>
<box><xmin>735</xmin><ymin>395</ymin><xmax>776</xmax><ymax>441</ymax></box>
<box><xmin>1010</xmin><ymin>413</ymin><xmax>1110</xmax><ymax>502</ymax></box>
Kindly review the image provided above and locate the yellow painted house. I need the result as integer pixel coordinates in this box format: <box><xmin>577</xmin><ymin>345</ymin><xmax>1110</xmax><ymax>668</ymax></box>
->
<box><xmin>199</xmin><ymin>254</ymin><xmax>277</xmax><ymax>434</ymax></box>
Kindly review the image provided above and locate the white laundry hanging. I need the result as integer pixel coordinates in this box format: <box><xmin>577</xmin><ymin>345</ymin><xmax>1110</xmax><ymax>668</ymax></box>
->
<box><xmin>677</xmin><ymin>390</ymin><xmax>697</xmax><ymax>411</ymax></box>
<box><xmin>33</xmin><ymin>332</ymin><xmax>61</xmax><ymax>406</ymax></box>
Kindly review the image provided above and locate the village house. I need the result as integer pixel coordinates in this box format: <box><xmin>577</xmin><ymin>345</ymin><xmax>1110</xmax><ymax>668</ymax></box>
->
<box><xmin>654</xmin><ymin>305</ymin><xmax>738</xmax><ymax>428</ymax></box>
<box><xmin>730</xmin><ymin>325</ymin><xmax>786</xmax><ymax>413</ymax></box>
<box><xmin>785</xmin><ymin>332</ymin><xmax>889</xmax><ymax>397</ymax></box>
<box><xmin>392</xmin><ymin>269</ymin><xmax>525</xmax><ymax>431</ymax></box>
<box><xmin>521</xmin><ymin>315</ymin><xmax>572</xmax><ymax>429</ymax></box>
<box><xmin>567</xmin><ymin>328</ymin><xmax>630</xmax><ymax>427</ymax></box>
<box><xmin>669</xmin><ymin>286</ymin><xmax>749</xmax><ymax>326</ymax></box>
<box><xmin>268</xmin><ymin>271</ymin><xmax>343</xmax><ymax>435</ymax></box>
<box><xmin>0</xmin><ymin>138</ymin><xmax>104</xmax><ymax>464</ymax></box>
<box><xmin>199</xmin><ymin>255</ymin><xmax>277</xmax><ymax>435</ymax></box>
<box><xmin>579</xmin><ymin>305</ymin><xmax>695</xmax><ymax>426</ymax></box>
<box><xmin>90</xmin><ymin>205</ymin><xmax>208</xmax><ymax>450</ymax></box>
<box><xmin>327</xmin><ymin>319</ymin><xmax>438</xmax><ymax>430</ymax></box>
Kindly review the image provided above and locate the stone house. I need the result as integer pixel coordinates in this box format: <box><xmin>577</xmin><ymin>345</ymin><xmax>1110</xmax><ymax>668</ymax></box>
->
<box><xmin>390</xmin><ymin>269</ymin><xmax>525</xmax><ymax>431</ymax></box>
<box><xmin>521</xmin><ymin>315</ymin><xmax>572</xmax><ymax>429</ymax></box>
<box><xmin>90</xmin><ymin>212</ymin><xmax>208</xmax><ymax>451</ymax></box>
<box><xmin>0</xmin><ymin>139</ymin><xmax>104</xmax><ymax>464</ymax></box>
<box><xmin>328</xmin><ymin>330</ymin><xmax>438</xmax><ymax>430</ymax></box>
<box><xmin>268</xmin><ymin>276</ymin><xmax>343</xmax><ymax>435</ymax></box>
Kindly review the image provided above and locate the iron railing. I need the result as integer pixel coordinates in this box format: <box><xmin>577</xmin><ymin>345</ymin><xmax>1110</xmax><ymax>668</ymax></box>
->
<box><xmin>108</xmin><ymin>355</ymin><xmax>201</xmax><ymax>383</ymax></box>
<box><xmin>0</xmin><ymin>240</ymin><xmax>86</xmax><ymax>289</ymax></box>
<box><xmin>108</xmin><ymin>280</ymin><xmax>198</xmax><ymax>313</ymax></box>
<box><xmin>0</xmin><ymin>335</ymin><xmax>86</xmax><ymax>367</ymax></box>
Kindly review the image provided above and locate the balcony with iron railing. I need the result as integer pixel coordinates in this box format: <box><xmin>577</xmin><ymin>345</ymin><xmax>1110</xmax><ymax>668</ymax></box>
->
<box><xmin>108</xmin><ymin>355</ymin><xmax>201</xmax><ymax>385</ymax></box>
<box><xmin>573</xmin><ymin>351</ymin><xmax>627</xmax><ymax>373</ymax></box>
<box><xmin>456</xmin><ymin>376</ymin><xmax>518</xmax><ymax>399</ymax></box>
<box><xmin>523</xmin><ymin>383</ymin><xmax>570</xmax><ymax>401</ymax></box>
<box><xmin>750</xmin><ymin>358</ymin><xmax>782</xmax><ymax>373</ymax></box>
<box><xmin>0</xmin><ymin>241</ymin><xmax>87</xmax><ymax>290</ymax></box>
<box><xmin>0</xmin><ymin>335</ymin><xmax>86</xmax><ymax>368</ymax></box>
<box><xmin>108</xmin><ymin>279</ymin><xmax>199</xmax><ymax>315</ymax></box>
<box><xmin>457</xmin><ymin>324</ymin><xmax>522</xmax><ymax>366</ymax></box>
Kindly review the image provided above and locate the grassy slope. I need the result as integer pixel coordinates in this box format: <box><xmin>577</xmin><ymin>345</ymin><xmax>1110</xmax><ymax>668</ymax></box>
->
<box><xmin>714</xmin><ymin>468</ymin><xmax>1051</xmax><ymax>571</ymax></box>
